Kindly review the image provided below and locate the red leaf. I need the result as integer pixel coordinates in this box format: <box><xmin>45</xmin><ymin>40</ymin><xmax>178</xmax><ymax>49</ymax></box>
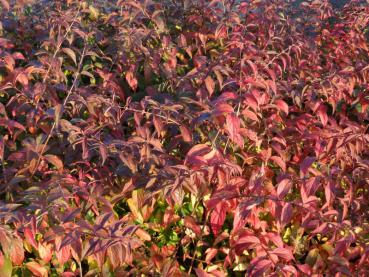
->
<box><xmin>234</xmin><ymin>234</ymin><xmax>260</xmax><ymax>254</ymax></box>
<box><xmin>270</xmin><ymin>247</ymin><xmax>295</xmax><ymax>261</ymax></box>
<box><xmin>234</xmin><ymin>198</ymin><xmax>262</xmax><ymax>230</ymax></box>
<box><xmin>281</xmin><ymin>203</ymin><xmax>293</xmax><ymax>227</ymax></box>
<box><xmin>24</xmin><ymin>228</ymin><xmax>37</xmax><ymax>249</ymax></box>
<box><xmin>270</xmin><ymin>156</ymin><xmax>286</xmax><ymax>172</ymax></box>
<box><xmin>210</xmin><ymin>201</ymin><xmax>227</xmax><ymax>236</ymax></box>
<box><xmin>213</xmin><ymin>103</ymin><xmax>234</xmax><ymax>116</ymax></box>
<box><xmin>316</xmin><ymin>103</ymin><xmax>328</xmax><ymax>126</ymax></box>
<box><xmin>226</xmin><ymin>113</ymin><xmax>243</xmax><ymax>148</ymax></box>
<box><xmin>249</xmin><ymin>258</ymin><xmax>272</xmax><ymax>277</ymax></box>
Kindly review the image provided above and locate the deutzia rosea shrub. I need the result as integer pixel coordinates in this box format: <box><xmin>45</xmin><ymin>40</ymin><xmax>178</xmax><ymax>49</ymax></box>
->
<box><xmin>0</xmin><ymin>0</ymin><xmax>368</xmax><ymax>276</ymax></box>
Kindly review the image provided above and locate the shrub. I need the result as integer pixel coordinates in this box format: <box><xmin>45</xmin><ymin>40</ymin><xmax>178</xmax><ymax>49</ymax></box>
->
<box><xmin>0</xmin><ymin>0</ymin><xmax>368</xmax><ymax>276</ymax></box>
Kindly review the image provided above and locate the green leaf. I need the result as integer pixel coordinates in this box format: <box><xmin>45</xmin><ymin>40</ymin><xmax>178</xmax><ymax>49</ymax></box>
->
<box><xmin>0</xmin><ymin>255</ymin><xmax>12</xmax><ymax>277</ymax></box>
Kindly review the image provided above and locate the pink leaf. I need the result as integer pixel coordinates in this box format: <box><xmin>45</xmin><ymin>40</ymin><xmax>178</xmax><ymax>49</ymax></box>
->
<box><xmin>226</xmin><ymin>113</ymin><xmax>243</xmax><ymax>148</ymax></box>
<box><xmin>274</xmin><ymin>99</ymin><xmax>289</xmax><ymax>115</ymax></box>
<box><xmin>297</xmin><ymin>264</ymin><xmax>312</xmax><ymax>275</ymax></box>
<box><xmin>213</xmin><ymin>103</ymin><xmax>234</xmax><ymax>116</ymax></box>
<box><xmin>195</xmin><ymin>268</ymin><xmax>213</xmax><ymax>277</ymax></box>
<box><xmin>281</xmin><ymin>203</ymin><xmax>293</xmax><ymax>227</ymax></box>
<box><xmin>300</xmin><ymin>157</ymin><xmax>315</xmax><ymax>175</ymax></box>
<box><xmin>270</xmin><ymin>156</ymin><xmax>286</xmax><ymax>172</ymax></box>
<box><xmin>276</xmin><ymin>179</ymin><xmax>292</xmax><ymax>199</ymax></box>
<box><xmin>249</xmin><ymin>258</ymin><xmax>272</xmax><ymax>277</ymax></box>
<box><xmin>316</xmin><ymin>103</ymin><xmax>328</xmax><ymax>126</ymax></box>
<box><xmin>180</xmin><ymin>125</ymin><xmax>192</xmax><ymax>142</ymax></box>
<box><xmin>205</xmin><ymin>248</ymin><xmax>218</xmax><ymax>264</ymax></box>
<box><xmin>270</xmin><ymin>247</ymin><xmax>295</xmax><ymax>261</ymax></box>
<box><xmin>126</xmin><ymin>70</ymin><xmax>138</xmax><ymax>91</ymax></box>
<box><xmin>242</xmin><ymin>109</ymin><xmax>259</xmax><ymax>121</ymax></box>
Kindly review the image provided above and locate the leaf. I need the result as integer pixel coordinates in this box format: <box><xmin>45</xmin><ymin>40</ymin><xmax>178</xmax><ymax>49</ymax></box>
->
<box><xmin>152</xmin><ymin>10</ymin><xmax>165</xmax><ymax>32</ymax></box>
<box><xmin>234</xmin><ymin>235</ymin><xmax>260</xmax><ymax>254</ymax></box>
<box><xmin>6</xmin><ymin>237</ymin><xmax>24</xmax><ymax>266</ymax></box>
<box><xmin>185</xmin><ymin>144</ymin><xmax>211</xmax><ymax>165</ymax></box>
<box><xmin>99</xmin><ymin>144</ymin><xmax>108</xmax><ymax>165</ymax></box>
<box><xmin>180</xmin><ymin>125</ymin><xmax>192</xmax><ymax>142</ymax></box>
<box><xmin>0</xmin><ymin>255</ymin><xmax>12</xmax><ymax>277</ymax></box>
<box><xmin>135</xmin><ymin>228</ymin><xmax>151</xmax><ymax>241</ymax></box>
<box><xmin>0</xmin><ymin>0</ymin><xmax>9</xmax><ymax>11</ymax></box>
<box><xmin>184</xmin><ymin>216</ymin><xmax>201</xmax><ymax>236</ymax></box>
<box><xmin>274</xmin><ymin>99</ymin><xmax>289</xmax><ymax>115</ymax></box>
<box><xmin>276</xmin><ymin>179</ymin><xmax>292</xmax><ymax>199</ymax></box>
<box><xmin>26</xmin><ymin>261</ymin><xmax>48</xmax><ymax>277</ymax></box>
<box><xmin>38</xmin><ymin>243</ymin><xmax>53</xmax><ymax>263</ymax></box>
<box><xmin>89</xmin><ymin>5</ymin><xmax>100</xmax><ymax>20</ymax></box>
<box><xmin>24</xmin><ymin>228</ymin><xmax>37</xmax><ymax>249</ymax></box>
<box><xmin>270</xmin><ymin>247</ymin><xmax>295</xmax><ymax>261</ymax></box>
<box><xmin>195</xmin><ymin>268</ymin><xmax>213</xmax><ymax>277</ymax></box>
<box><xmin>226</xmin><ymin>113</ymin><xmax>243</xmax><ymax>148</ymax></box>
<box><xmin>316</xmin><ymin>103</ymin><xmax>328</xmax><ymax>126</ymax></box>
<box><xmin>205</xmin><ymin>248</ymin><xmax>218</xmax><ymax>264</ymax></box>
<box><xmin>210</xmin><ymin>201</ymin><xmax>227</xmax><ymax>236</ymax></box>
<box><xmin>44</xmin><ymin>155</ymin><xmax>63</xmax><ymax>172</ymax></box>
<box><xmin>126</xmin><ymin>70</ymin><xmax>138</xmax><ymax>91</ymax></box>
<box><xmin>234</xmin><ymin>198</ymin><xmax>262</xmax><ymax>230</ymax></box>
<box><xmin>153</xmin><ymin>116</ymin><xmax>164</xmax><ymax>135</ymax></box>
<box><xmin>280</xmin><ymin>203</ymin><xmax>293</xmax><ymax>227</ymax></box>
<box><xmin>270</xmin><ymin>156</ymin><xmax>286</xmax><ymax>172</ymax></box>
<box><xmin>107</xmin><ymin>242</ymin><xmax>126</xmax><ymax>269</ymax></box>
<box><xmin>62</xmin><ymin>48</ymin><xmax>77</xmax><ymax>66</ymax></box>
<box><xmin>249</xmin><ymin>258</ymin><xmax>272</xmax><ymax>277</ymax></box>
<box><xmin>300</xmin><ymin>156</ymin><xmax>315</xmax><ymax>175</ymax></box>
<box><xmin>55</xmin><ymin>237</ymin><xmax>71</xmax><ymax>265</ymax></box>
<box><xmin>205</xmin><ymin>76</ymin><xmax>215</xmax><ymax>96</ymax></box>
<box><xmin>305</xmin><ymin>248</ymin><xmax>320</xmax><ymax>267</ymax></box>
<box><xmin>242</xmin><ymin>109</ymin><xmax>259</xmax><ymax>121</ymax></box>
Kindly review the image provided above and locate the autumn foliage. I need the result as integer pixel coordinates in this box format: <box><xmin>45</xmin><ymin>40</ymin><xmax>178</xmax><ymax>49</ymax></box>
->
<box><xmin>0</xmin><ymin>0</ymin><xmax>368</xmax><ymax>276</ymax></box>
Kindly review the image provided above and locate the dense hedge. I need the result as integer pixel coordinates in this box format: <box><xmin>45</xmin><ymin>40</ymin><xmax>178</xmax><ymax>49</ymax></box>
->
<box><xmin>0</xmin><ymin>0</ymin><xmax>368</xmax><ymax>276</ymax></box>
